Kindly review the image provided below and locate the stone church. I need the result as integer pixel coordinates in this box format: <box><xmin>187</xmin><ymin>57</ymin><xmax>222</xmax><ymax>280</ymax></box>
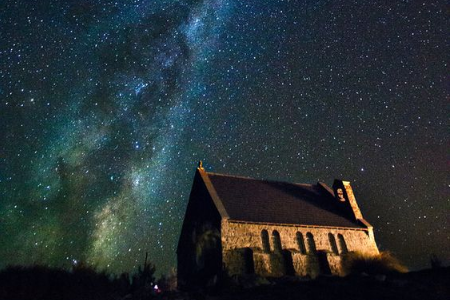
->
<box><xmin>177</xmin><ymin>163</ymin><xmax>379</xmax><ymax>288</ymax></box>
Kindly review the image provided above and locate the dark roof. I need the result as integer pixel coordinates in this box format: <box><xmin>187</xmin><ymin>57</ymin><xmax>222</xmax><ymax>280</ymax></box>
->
<box><xmin>207</xmin><ymin>172</ymin><xmax>363</xmax><ymax>228</ymax></box>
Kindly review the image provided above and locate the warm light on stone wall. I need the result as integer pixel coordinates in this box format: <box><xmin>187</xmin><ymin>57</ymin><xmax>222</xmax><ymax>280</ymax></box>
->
<box><xmin>221</xmin><ymin>219</ymin><xmax>379</xmax><ymax>277</ymax></box>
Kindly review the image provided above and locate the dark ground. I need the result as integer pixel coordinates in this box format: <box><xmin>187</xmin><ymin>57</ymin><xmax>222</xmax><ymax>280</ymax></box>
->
<box><xmin>1</xmin><ymin>266</ymin><xmax>449</xmax><ymax>300</ymax></box>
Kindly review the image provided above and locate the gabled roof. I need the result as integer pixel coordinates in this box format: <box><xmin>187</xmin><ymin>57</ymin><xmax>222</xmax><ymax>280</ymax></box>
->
<box><xmin>201</xmin><ymin>170</ymin><xmax>364</xmax><ymax>229</ymax></box>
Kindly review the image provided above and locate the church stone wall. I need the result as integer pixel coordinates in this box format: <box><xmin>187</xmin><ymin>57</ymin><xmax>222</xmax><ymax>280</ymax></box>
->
<box><xmin>222</xmin><ymin>248</ymin><xmax>248</xmax><ymax>276</ymax></box>
<box><xmin>221</xmin><ymin>219</ymin><xmax>378</xmax><ymax>277</ymax></box>
<box><xmin>326</xmin><ymin>254</ymin><xmax>344</xmax><ymax>276</ymax></box>
<box><xmin>292</xmin><ymin>253</ymin><xmax>320</xmax><ymax>277</ymax></box>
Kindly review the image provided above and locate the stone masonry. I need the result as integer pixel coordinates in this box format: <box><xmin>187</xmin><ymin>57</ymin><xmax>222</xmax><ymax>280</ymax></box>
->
<box><xmin>221</xmin><ymin>219</ymin><xmax>379</xmax><ymax>278</ymax></box>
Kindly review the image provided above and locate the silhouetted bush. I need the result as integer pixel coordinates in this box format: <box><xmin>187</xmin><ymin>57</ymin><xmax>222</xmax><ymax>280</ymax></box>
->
<box><xmin>0</xmin><ymin>264</ymin><xmax>129</xmax><ymax>300</ymax></box>
<box><xmin>131</xmin><ymin>252</ymin><xmax>156</xmax><ymax>293</ymax></box>
<box><xmin>343</xmin><ymin>251</ymin><xmax>408</xmax><ymax>275</ymax></box>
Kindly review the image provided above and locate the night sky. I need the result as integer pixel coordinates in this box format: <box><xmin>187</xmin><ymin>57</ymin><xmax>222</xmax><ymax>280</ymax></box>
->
<box><xmin>1</xmin><ymin>0</ymin><xmax>448</xmax><ymax>275</ymax></box>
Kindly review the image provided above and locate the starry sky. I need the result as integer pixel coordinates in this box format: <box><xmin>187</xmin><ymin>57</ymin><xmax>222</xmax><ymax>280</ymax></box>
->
<box><xmin>0</xmin><ymin>0</ymin><xmax>448</xmax><ymax>275</ymax></box>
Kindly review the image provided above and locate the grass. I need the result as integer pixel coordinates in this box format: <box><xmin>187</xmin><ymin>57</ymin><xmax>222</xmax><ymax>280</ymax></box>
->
<box><xmin>343</xmin><ymin>251</ymin><xmax>408</xmax><ymax>275</ymax></box>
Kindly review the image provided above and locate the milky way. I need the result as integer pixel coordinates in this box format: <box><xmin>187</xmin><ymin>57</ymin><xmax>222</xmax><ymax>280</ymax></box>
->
<box><xmin>1</xmin><ymin>0</ymin><xmax>448</xmax><ymax>274</ymax></box>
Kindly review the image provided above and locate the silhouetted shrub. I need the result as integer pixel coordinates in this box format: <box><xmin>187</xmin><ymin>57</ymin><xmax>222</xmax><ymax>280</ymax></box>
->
<box><xmin>343</xmin><ymin>251</ymin><xmax>408</xmax><ymax>275</ymax></box>
<box><xmin>131</xmin><ymin>252</ymin><xmax>156</xmax><ymax>292</ymax></box>
<box><xmin>0</xmin><ymin>264</ymin><xmax>130</xmax><ymax>300</ymax></box>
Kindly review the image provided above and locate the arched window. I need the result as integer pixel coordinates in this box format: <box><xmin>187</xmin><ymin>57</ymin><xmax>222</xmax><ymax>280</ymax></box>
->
<box><xmin>296</xmin><ymin>232</ymin><xmax>306</xmax><ymax>254</ymax></box>
<box><xmin>328</xmin><ymin>233</ymin><xmax>339</xmax><ymax>254</ymax></box>
<box><xmin>337</xmin><ymin>234</ymin><xmax>348</xmax><ymax>254</ymax></box>
<box><xmin>261</xmin><ymin>230</ymin><xmax>270</xmax><ymax>252</ymax></box>
<box><xmin>272</xmin><ymin>230</ymin><xmax>282</xmax><ymax>253</ymax></box>
<box><xmin>306</xmin><ymin>232</ymin><xmax>316</xmax><ymax>253</ymax></box>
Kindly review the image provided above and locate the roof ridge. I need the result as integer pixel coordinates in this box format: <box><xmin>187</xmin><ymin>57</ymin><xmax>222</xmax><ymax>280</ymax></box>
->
<box><xmin>206</xmin><ymin>171</ymin><xmax>315</xmax><ymax>187</ymax></box>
